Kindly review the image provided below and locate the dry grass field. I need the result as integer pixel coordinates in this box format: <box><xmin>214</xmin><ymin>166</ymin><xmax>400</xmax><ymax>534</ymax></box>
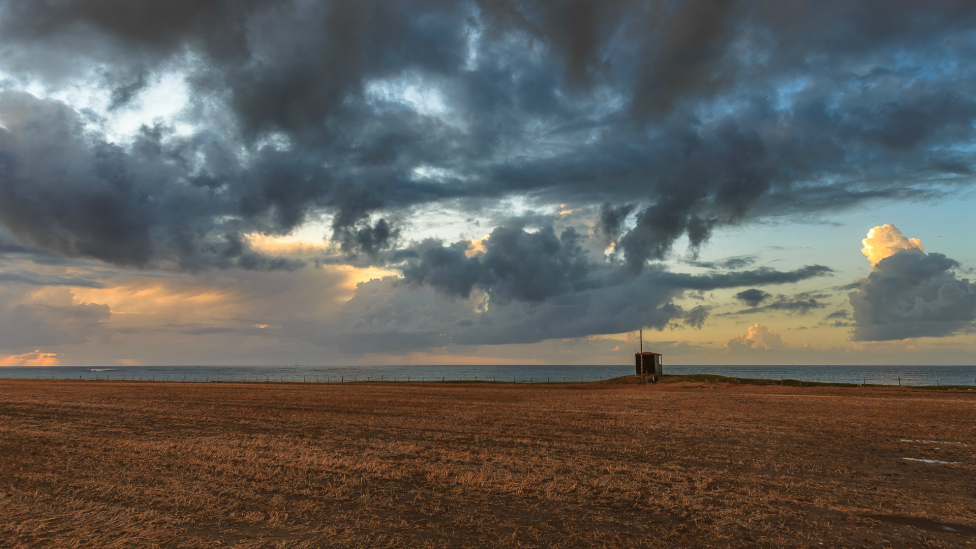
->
<box><xmin>1</xmin><ymin>378</ymin><xmax>974</xmax><ymax>548</ymax></box>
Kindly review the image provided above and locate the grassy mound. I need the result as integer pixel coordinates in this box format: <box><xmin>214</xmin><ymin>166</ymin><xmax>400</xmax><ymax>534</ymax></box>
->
<box><xmin>599</xmin><ymin>374</ymin><xmax>974</xmax><ymax>390</ymax></box>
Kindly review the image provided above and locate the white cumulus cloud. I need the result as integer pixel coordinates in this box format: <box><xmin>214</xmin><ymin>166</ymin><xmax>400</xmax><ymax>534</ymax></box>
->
<box><xmin>725</xmin><ymin>323</ymin><xmax>785</xmax><ymax>351</ymax></box>
<box><xmin>861</xmin><ymin>224</ymin><xmax>923</xmax><ymax>266</ymax></box>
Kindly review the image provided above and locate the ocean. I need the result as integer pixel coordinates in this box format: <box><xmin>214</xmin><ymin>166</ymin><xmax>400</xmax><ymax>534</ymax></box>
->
<box><xmin>1</xmin><ymin>364</ymin><xmax>975</xmax><ymax>387</ymax></box>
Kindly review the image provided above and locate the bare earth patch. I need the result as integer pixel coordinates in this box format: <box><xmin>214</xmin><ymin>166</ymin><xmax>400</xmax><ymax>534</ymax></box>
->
<box><xmin>0</xmin><ymin>379</ymin><xmax>974</xmax><ymax>548</ymax></box>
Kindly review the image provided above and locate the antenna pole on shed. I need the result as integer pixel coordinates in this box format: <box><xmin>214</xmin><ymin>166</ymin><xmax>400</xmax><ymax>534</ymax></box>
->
<box><xmin>639</xmin><ymin>329</ymin><xmax>645</xmax><ymax>384</ymax></box>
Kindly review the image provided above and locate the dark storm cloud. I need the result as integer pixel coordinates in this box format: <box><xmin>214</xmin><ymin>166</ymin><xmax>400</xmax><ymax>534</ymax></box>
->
<box><xmin>759</xmin><ymin>298</ymin><xmax>826</xmax><ymax>314</ymax></box>
<box><xmin>332</xmin><ymin>216</ymin><xmax>401</xmax><ymax>257</ymax></box>
<box><xmin>291</xmin><ymin>275</ymin><xmax>687</xmax><ymax>352</ymax></box>
<box><xmin>683</xmin><ymin>305</ymin><xmax>709</xmax><ymax>329</ymax></box>
<box><xmin>849</xmin><ymin>250</ymin><xmax>976</xmax><ymax>341</ymax></box>
<box><xmin>596</xmin><ymin>202</ymin><xmax>635</xmax><ymax>245</ymax></box>
<box><xmin>0</xmin><ymin>0</ymin><xmax>974</xmax><ymax>344</ymax></box>
<box><xmin>0</xmin><ymin>270</ymin><xmax>106</xmax><ymax>288</ymax></box>
<box><xmin>303</xmin><ymin>250</ymin><xmax>829</xmax><ymax>353</ymax></box>
<box><xmin>404</xmin><ymin>224</ymin><xmax>831</xmax><ymax>301</ymax></box>
<box><xmin>0</xmin><ymin>232</ymin><xmax>84</xmax><ymax>266</ymax></box>
<box><xmin>649</xmin><ymin>265</ymin><xmax>833</xmax><ymax>291</ymax></box>
<box><xmin>836</xmin><ymin>281</ymin><xmax>862</xmax><ymax>291</ymax></box>
<box><xmin>722</xmin><ymin>292</ymin><xmax>828</xmax><ymax>316</ymax></box>
<box><xmin>0</xmin><ymin>2</ymin><xmax>973</xmax><ymax>258</ymax></box>
<box><xmin>0</xmin><ymin>91</ymin><xmax>355</xmax><ymax>270</ymax></box>
<box><xmin>820</xmin><ymin>309</ymin><xmax>853</xmax><ymax>328</ymax></box>
<box><xmin>690</xmin><ymin>256</ymin><xmax>757</xmax><ymax>271</ymax></box>
<box><xmin>107</xmin><ymin>70</ymin><xmax>148</xmax><ymax>110</ymax></box>
<box><xmin>404</xmin><ymin>224</ymin><xmax>594</xmax><ymax>303</ymax></box>
<box><xmin>735</xmin><ymin>289</ymin><xmax>770</xmax><ymax>307</ymax></box>
<box><xmin>0</xmin><ymin>92</ymin><xmax>156</xmax><ymax>266</ymax></box>
<box><xmin>388</xmin><ymin>223</ymin><xmax>831</xmax><ymax>347</ymax></box>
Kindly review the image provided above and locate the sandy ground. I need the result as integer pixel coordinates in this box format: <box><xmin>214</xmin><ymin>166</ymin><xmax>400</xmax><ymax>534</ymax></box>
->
<box><xmin>0</xmin><ymin>378</ymin><xmax>974</xmax><ymax>548</ymax></box>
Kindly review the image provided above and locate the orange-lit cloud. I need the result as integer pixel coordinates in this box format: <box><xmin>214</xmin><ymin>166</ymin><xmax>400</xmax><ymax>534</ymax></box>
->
<box><xmin>0</xmin><ymin>350</ymin><xmax>61</xmax><ymax>366</ymax></box>
<box><xmin>861</xmin><ymin>224</ymin><xmax>923</xmax><ymax>266</ymax></box>
<box><xmin>64</xmin><ymin>262</ymin><xmax>400</xmax><ymax>341</ymax></box>
<box><xmin>465</xmin><ymin>234</ymin><xmax>491</xmax><ymax>258</ymax></box>
<box><xmin>725</xmin><ymin>323</ymin><xmax>785</xmax><ymax>351</ymax></box>
<box><xmin>334</xmin><ymin>265</ymin><xmax>402</xmax><ymax>300</ymax></box>
<box><xmin>117</xmin><ymin>358</ymin><xmax>143</xmax><ymax>366</ymax></box>
<box><xmin>244</xmin><ymin>233</ymin><xmax>330</xmax><ymax>258</ymax></box>
<box><xmin>70</xmin><ymin>279</ymin><xmax>236</xmax><ymax>318</ymax></box>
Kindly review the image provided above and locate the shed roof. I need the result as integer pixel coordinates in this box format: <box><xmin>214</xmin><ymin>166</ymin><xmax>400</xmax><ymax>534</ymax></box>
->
<box><xmin>636</xmin><ymin>351</ymin><xmax>662</xmax><ymax>356</ymax></box>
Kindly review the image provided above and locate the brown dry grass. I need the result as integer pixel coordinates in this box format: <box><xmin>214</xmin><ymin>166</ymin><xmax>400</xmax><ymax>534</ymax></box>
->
<box><xmin>0</xmin><ymin>379</ymin><xmax>974</xmax><ymax>548</ymax></box>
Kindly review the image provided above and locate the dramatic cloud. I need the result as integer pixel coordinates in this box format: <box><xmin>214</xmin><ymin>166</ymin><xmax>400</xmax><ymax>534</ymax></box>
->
<box><xmin>345</xmin><ymin>225</ymin><xmax>832</xmax><ymax>349</ymax></box>
<box><xmin>0</xmin><ymin>270</ymin><xmax>106</xmax><ymax>289</ymax></box>
<box><xmin>849</xmin><ymin>224</ymin><xmax>976</xmax><ymax>340</ymax></box>
<box><xmin>822</xmin><ymin>309</ymin><xmax>853</xmax><ymax>328</ymax></box>
<box><xmin>683</xmin><ymin>305</ymin><xmax>709</xmax><ymax>329</ymax></box>
<box><xmin>849</xmin><ymin>250</ymin><xmax>976</xmax><ymax>341</ymax></box>
<box><xmin>0</xmin><ymin>1</ymin><xmax>974</xmax><ymax>359</ymax></box>
<box><xmin>735</xmin><ymin>289</ymin><xmax>770</xmax><ymax>307</ymax></box>
<box><xmin>723</xmin><ymin>291</ymin><xmax>828</xmax><ymax>316</ymax></box>
<box><xmin>725</xmin><ymin>323</ymin><xmax>785</xmax><ymax>352</ymax></box>
<box><xmin>404</xmin><ymin>224</ymin><xmax>831</xmax><ymax>300</ymax></box>
<box><xmin>597</xmin><ymin>203</ymin><xmax>635</xmax><ymax>246</ymax></box>
<box><xmin>291</xmin><ymin>274</ymin><xmax>690</xmax><ymax>353</ymax></box>
<box><xmin>648</xmin><ymin>265</ymin><xmax>833</xmax><ymax>291</ymax></box>
<box><xmin>404</xmin><ymin>224</ymin><xmax>594</xmax><ymax>303</ymax></box>
<box><xmin>861</xmin><ymin>224</ymin><xmax>924</xmax><ymax>266</ymax></box>
<box><xmin>690</xmin><ymin>256</ymin><xmax>757</xmax><ymax>271</ymax></box>
<box><xmin>0</xmin><ymin>0</ymin><xmax>973</xmax><ymax>276</ymax></box>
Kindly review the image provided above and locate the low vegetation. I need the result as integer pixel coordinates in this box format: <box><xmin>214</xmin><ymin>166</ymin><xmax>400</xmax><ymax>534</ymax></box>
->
<box><xmin>1</xmin><ymin>379</ymin><xmax>974</xmax><ymax>548</ymax></box>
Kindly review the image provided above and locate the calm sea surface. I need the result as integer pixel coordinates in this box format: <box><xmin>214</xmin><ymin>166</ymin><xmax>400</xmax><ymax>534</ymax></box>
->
<box><xmin>1</xmin><ymin>364</ymin><xmax>975</xmax><ymax>387</ymax></box>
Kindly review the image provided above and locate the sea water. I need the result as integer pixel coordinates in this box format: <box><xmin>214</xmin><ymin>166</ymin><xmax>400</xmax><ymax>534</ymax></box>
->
<box><xmin>1</xmin><ymin>364</ymin><xmax>975</xmax><ymax>386</ymax></box>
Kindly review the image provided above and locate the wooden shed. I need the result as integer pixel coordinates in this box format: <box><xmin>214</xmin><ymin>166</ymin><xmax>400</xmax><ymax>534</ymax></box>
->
<box><xmin>635</xmin><ymin>351</ymin><xmax>662</xmax><ymax>376</ymax></box>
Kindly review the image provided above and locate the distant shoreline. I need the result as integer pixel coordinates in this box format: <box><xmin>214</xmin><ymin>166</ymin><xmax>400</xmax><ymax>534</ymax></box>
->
<box><xmin>3</xmin><ymin>363</ymin><xmax>974</xmax><ymax>387</ymax></box>
<box><xmin>2</xmin><ymin>373</ymin><xmax>974</xmax><ymax>391</ymax></box>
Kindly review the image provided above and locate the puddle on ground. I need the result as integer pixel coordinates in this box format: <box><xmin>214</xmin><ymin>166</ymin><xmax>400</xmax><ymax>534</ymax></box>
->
<box><xmin>902</xmin><ymin>457</ymin><xmax>962</xmax><ymax>465</ymax></box>
<box><xmin>900</xmin><ymin>439</ymin><xmax>969</xmax><ymax>446</ymax></box>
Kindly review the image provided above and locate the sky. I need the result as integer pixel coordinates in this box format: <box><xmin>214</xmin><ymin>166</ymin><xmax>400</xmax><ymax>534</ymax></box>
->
<box><xmin>0</xmin><ymin>0</ymin><xmax>975</xmax><ymax>367</ymax></box>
